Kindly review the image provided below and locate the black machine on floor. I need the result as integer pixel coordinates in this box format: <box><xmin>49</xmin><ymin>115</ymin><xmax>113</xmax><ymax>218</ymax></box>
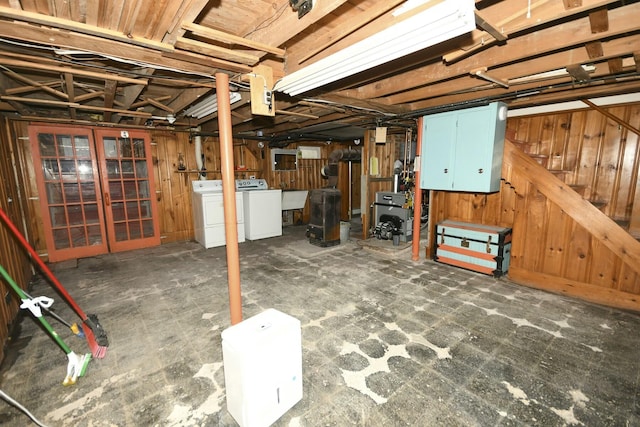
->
<box><xmin>371</xmin><ymin>191</ymin><xmax>413</xmax><ymax>243</ymax></box>
<box><xmin>306</xmin><ymin>188</ymin><xmax>341</xmax><ymax>247</ymax></box>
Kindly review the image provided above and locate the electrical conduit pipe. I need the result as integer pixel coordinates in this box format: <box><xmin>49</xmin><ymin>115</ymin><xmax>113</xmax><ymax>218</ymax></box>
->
<box><xmin>412</xmin><ymin>117</ymin><xmax>423</xmax><ymax>261</ymax></box>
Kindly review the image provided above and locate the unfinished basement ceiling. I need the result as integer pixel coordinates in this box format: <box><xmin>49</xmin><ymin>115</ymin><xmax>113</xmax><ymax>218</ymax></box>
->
<box><xmin>0</xmin><ymin>0</ymin><xmax>639</xmax><ymax>142</ymax></box>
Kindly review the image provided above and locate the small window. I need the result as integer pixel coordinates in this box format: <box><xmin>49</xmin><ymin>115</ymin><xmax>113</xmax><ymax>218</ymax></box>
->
<box><xmin>272</xmin><ymin>149</ymin><xmax>298</xmax><ymax>171</ymax></box>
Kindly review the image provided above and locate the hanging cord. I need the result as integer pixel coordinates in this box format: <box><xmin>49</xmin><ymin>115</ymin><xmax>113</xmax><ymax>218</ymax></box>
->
<box><xmin>0</xmin><ymin>389</ymin><xmax>49</xmax><ymax>427</ymax></box>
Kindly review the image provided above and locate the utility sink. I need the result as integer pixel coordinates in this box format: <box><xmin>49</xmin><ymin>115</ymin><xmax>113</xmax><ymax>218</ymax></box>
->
<box><xmin>281</xmin><ymin>190</ymin><xmax>308</xmax><ymax>210</ymax></box>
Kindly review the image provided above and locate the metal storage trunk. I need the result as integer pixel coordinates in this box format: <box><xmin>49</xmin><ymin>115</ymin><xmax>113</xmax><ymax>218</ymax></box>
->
<box><xmin>435</xmin><ymin>220</ymin><xmax>512</xmax><ymax>277</ymax></box>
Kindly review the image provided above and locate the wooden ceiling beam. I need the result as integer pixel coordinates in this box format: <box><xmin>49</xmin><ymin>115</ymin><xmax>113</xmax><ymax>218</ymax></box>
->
<box><xmin>121</xmin><ymin>68</ymin><xmax>154</xmax><ymax>109</ymax></box>
<box><xmin>0</xmin><ymin>72</ymin><xmax>30</xmax><ymax>115</ymax></box>
<box><xmin>162</xmin><ymin>0</ymin><xmax>211</xmax><ymax>45</ymax></box>
<box><xmin>145</xmin><ymin>97</ymin><xmax>174</xmax><ymax>114</ymax></box>
<box><xmin>343</xmin><ymin>4</ymin><xmax>640</xmax><ymax>101</ymax></box>
<box><xmin>474</xmin><ymin>10</ymin><xmax>507</xmax><ymax>43</ymax></box>
<box><xmin>0</xmin><ymin>57</ymin><xmax>148</xmax><ymax>85</ymax></box>
<box><xmin>563</xmin><ymin>0</ymin><xmax>583</xmax><ymax>8</ymax></box>
<box><xmin>160</xmin><ymin>50</ymin><xmax>252</xmax><ymax>74</ymax></box>
<box><xmin>1</xmin><ymin>68</ymin><xmax>68</xmax><ymax>99</ymax></box>
<box><xmin>4</xmin><ymin>80</ymin><xmax>60</xmax><ymax>95</ymax></box>
<box><xmin>585</xmin><ymin>41</ymin><xmax>604</xmax><ymax>58</ymax></box>
<box><xmin>64</xmin><ymin>73</ymin><xmax>77</xmax><ymax>120</ymax></box>
<box><xmin>175</xmin><ymin>37</ymin><xmax>260</xmax><ymax>65</ymax></box>
<box><xmin>588</xmin><ymin>8</ymin><xmax>609</xmax><ymax>33</ymax></box>
<box><xmin>0</xmin><ymin>21</ymin><xmax>220</xmax><ymax>76</ymax></box>
<box><xmin>182</xmin><ymin>23</ymin><xmax>285</xmax><ymax>57</ymax></box>
<box><xmin>444</xmin><ymin>0</ymin><xmax>619</xmax><ymax>63</ymax></box>
<box><xmin>130</xmin><ymin>95</ymin><xmax>172</xmax><ymax>109</ymax></box>
<box><xmin>103</xmin><ymin>80</ymin><xmax>117</xmax><ymax>122</ymax></box>
<box><xmin>0</xmin><ymin>6</ymin><xmax>174</xmax><ymax>52</ymax></box>
<box><xmin>389</xmin><ymin>33</ymin><xmax>640</xmax><ymax>107</ymax></box>
<box><xmin>0</xmin><ymin>95</ymin><xmax>153</xmax><ymax>117</ymax></box>
<box><xmin>74</xmin><ymin>90</ymin><xmax>105</xmax><ymax>103</ymax></box>
<box><xmin>167</xmin><ymin>86</ymin><xmax>212</xmax><ymax>116</ymax></box>
<box><xmin>607</xmin><ymin>57</ymin><xmax>624</xmax><ymax>74</ymax></box>
<box><xmin>276</xmin><ymin>109</ymin><xmax>319</xmax><ymax>120</ymax></box>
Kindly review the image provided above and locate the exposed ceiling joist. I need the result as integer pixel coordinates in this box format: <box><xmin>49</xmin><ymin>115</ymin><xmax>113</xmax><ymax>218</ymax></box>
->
<box><xmin>0</xmin><ymin>57</ymin><xmax>148</xmax><ymax>85</ymax></box>
<box><xmin>0</xmin><ymin>5</ymin><xmax>174</xmax><ymax>52</ymax></box>
<box><xmin>182</xmin><ymin>22</ymin><xmax>285</xmax><ymax>57</ymax></box>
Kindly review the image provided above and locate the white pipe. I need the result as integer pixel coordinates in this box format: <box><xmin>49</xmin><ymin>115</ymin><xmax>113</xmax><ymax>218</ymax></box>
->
<box><xmin>193</xmin><ymin>128</ymin><xmax>206</xmax><ymax>180</ymax></box>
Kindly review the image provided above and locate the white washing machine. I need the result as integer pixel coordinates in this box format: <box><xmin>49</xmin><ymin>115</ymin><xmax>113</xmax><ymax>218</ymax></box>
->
<box><xmin>192</xmin><ymin>180</ymin><xmax>245</xmax><ymax>248</ymax></box>
<box><xmin>236</xmin><ymin>179</ymin><xmax>282</xmax><ymax>241</ymax></box>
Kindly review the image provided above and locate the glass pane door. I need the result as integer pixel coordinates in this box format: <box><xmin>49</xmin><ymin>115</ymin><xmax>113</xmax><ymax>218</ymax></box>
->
<box><xmin>94</xmin><ymin>129</ymin><xmax>160</xmax><ymax>252</ymax></box>
<box><xmin>29</xmin><ymin>125</ymin><xmax>108</xmax><ymax>262</ymax></box>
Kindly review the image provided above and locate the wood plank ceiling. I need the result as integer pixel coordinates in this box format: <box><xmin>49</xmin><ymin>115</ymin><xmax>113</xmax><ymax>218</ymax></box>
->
<box><xmin>0</xmin><ymin>0</ymin><xmax>638</xmax><ymax>141</ymax></box>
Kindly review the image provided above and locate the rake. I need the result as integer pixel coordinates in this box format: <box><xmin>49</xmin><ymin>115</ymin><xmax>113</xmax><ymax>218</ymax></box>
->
<box><xmin>0</xmin><ymin>208</ymin><xmax>108</xmax><ymax>358</ymax></box>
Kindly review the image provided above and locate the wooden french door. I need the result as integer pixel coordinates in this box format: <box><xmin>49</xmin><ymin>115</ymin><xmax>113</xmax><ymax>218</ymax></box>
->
<box><xmin>93</xmin><ymin>129</ymin><xmax>160</xmax><ymax>253</ymax></box>
<box><xmin>30</xmin><ymin>125</ymin><xmax>160</xmax><ymax>262</ymax></box>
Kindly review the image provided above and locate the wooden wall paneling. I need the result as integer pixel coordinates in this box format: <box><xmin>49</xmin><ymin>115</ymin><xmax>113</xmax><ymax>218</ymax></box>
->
<box><xmin>542</xmin><ymin>200</ymin><xmax>568</xmax><ymax>277</ymax></box>
<box><xmin>12</xmin><ymin>121</ymin><xmax>46</xmax><ymax>256</ymax></box>
<box><xmin>499</xmin><ymin>179</ymin><xmax>517</xmax><ymax>225</ymax></box>
<box><xmin>618</xmin><ymin>263</ymin><xmax>640</xmax><ymax>294</ymax></box>
<box><xmin>583</xmin><ymin>110</ymin><xmax>607</xmax><ymax>201</ymax></box>
<box><xmin>563</xmin><ymin>220</ymin><xmax>592</xmax><ymax>283</ymax></box>
<box><xmin>549</xmin><ymin>114</ymin><xmax>570</xmax><ymax>171</ymax></box>
<box><xmin>538</xmin><ymin>115</ymin><xmax>556</xmax><ymax>163</ymax></box>
<box><xmin>565</xmin><ymin>110</ymin><xmax>586</xmax><ymax>176</ymax></box>
<box><xmin>520</xmin><ymin>184</ymin><xmax>547</xmax><ymax>272</ymax></box>
<box><xmin>201</xmin><ymin>136</ymin><xmax>221</xmax><ymax>178</ymax></box>
<box><xmin>617</xmin><ymin>107</ymin><xmax>640</xmax><ymax>225</ymax></box>
<box><xmin>0</xmin><ymin>118</ymin><xmax>33</xmax><ymax>362</ymax></box>
<box><xmin>595</xmin><ymin>107</ymin><xmax>626</xmax><ymax>217</ymax></box>
<box><xmin>587</xmin><ymin>238</ymin><xmax>621</xmax><ymax>289</ymax></box>
<box><xmin>151</xmin><ymin>131</ymin><xmax>194</xmax><ymax>243</ymax></box>
<box><xmin>528</xmin><ymin>116</ymin><xmax>545</xmax><ymax>156</ymax></box>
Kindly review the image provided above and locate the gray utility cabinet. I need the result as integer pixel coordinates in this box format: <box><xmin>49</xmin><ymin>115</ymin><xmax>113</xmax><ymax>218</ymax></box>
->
<box><xmin>420</xmin><ymin>102</ymin><xmax>507</xmax><ymax>193</ymax></box>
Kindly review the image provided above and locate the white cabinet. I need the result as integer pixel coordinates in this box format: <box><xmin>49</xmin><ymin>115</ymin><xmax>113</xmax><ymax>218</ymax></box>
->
<box><xmin>420</xmin><ymin>102</ymin><xmax>507</xmax><ymax>193</ymax></box>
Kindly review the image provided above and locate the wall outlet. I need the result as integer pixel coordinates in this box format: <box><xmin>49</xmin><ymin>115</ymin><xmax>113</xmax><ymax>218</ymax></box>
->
<box><xmin>263</xmin><ymin>90</ymin><xmax>272</xmax><ymax>107</ymax></box>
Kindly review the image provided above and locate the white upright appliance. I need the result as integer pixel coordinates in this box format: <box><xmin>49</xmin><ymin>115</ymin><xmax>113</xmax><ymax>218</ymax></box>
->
<box><xmin>192</xmin><ymin>180</ymin><xmax>245</xmax><ymax>248</ymax></box>
<box><xmin>222</xmin><ymin>309</ymin><xmax>303</xmax><ymax>427</ymax></box>
<box><xmin>235</xmin><ymin>179</ymin><xmax>282</xmax><ymax>240</ymax></box>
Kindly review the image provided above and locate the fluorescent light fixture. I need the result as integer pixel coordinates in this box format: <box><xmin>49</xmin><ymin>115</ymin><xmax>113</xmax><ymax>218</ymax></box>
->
<box><xmin>273</xmin><ymin>0</ymin><xmax>475</xmax><ymax>96</ymax></box>
<box><xmin>185</xmin><ymin>92</ymin><xmax>242</xmax><ymax>119</ymax></box>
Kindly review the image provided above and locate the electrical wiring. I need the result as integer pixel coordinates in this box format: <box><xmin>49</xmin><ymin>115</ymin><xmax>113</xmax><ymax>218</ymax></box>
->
<box><xmin>244</xmin><ymin>2</ymin><xmax>289</xmax><ymax>38</ymax></box>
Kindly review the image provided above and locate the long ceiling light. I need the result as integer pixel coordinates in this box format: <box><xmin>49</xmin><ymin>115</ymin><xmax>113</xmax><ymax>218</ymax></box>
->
<box><xmin>184</xmin><ymin>92</ymin><xmax>242</xmax><ymax>119</ymax></box>
<box><xmin>273</xmin><ymin>0</ymin><xmax>475</xmax><ymax>96</ymax></box>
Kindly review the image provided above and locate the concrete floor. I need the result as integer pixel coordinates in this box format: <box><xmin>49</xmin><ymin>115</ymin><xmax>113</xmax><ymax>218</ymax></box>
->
<box><xmin>0</xmin><ymin>224</ymin><xmax>639</xmax><ymax>426</ymax></box>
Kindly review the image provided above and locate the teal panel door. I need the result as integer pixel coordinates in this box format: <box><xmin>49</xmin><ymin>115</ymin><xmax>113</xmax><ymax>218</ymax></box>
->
<box><xmin>420</xmin><ymin>110</ymin><xmax>457</xmax><ymax>190</ymax></box>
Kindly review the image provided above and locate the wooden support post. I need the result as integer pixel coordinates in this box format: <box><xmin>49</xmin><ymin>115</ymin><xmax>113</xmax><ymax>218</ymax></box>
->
<box><xmin>216</xmin><ymin>72</ymin><xmax>243</xmax><ymax>325</ymax></box>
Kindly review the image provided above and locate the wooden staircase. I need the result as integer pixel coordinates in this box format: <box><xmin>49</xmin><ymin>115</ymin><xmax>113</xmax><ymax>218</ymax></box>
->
<box><xmin>505</xmin><ymin>130</ymin><xmax>637</xmax><ymax>239</ymax></box>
